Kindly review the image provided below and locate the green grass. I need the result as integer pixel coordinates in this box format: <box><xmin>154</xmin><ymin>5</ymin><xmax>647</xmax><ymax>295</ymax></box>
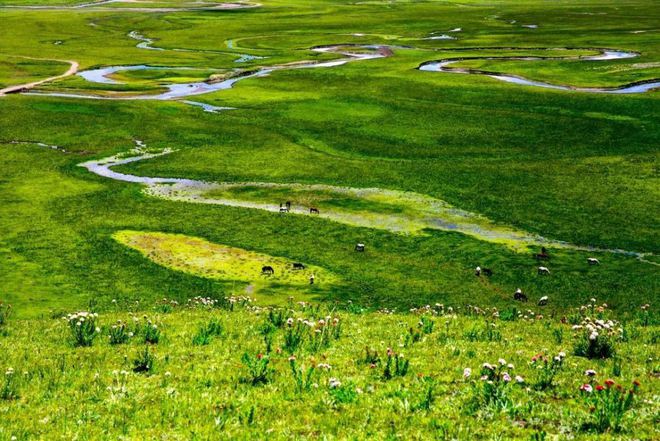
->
<box><xmin>0</xmin><ymin>298</ymin><xmax>657</xmax><ymax>439</ymax></box>
<box><xmin>0</xmin><ymin>0</ymin><xmax>658</xmax><ymax>438</ymax></box>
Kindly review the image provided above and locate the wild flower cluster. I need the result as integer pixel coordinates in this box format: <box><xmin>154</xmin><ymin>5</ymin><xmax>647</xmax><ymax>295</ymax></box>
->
<box><xmin>410</xmin><ymin>304</ymin><xmax>454</xmax><ymax>316</ymax></box>
<box><xmin>382</xmin><ymin>347</ymin><xmax>409</xmax><ymax>380</ymax></box>
<box><xmin>530</xmin><ymin>351</ymin><xmax>565</xmax><ymax>390</ymax></box>
<box><xmin>288</xmin><ymin>355</ymin><xmax>332</xmax><ymax>393</ymax></box>
<box><xmin>1</xmin><ymin>367</ymin><xmax>18</xmax><ymax>400</ymax></box>
<box><xmin>155</xmin><ymin>297</ymin><xmax>179</xmax><ymax>313</ymax></box>
<box><xmin>108</xmin><ymin>320</ymin><xmax>133</xmax><ymax>345</ymax></box>
<box><xmin>572</xmin><ymin>316</ymin><xmax>621</xmax><ymax>359</ymax></box>
<box><xmin>579</xmin><ymin>376</ymin><xmax>640</xmax><ymax>432</ymax></box>
<box><xmin>64</xmin><ymin>311</ymin><xmax>100</xmax><ymax>347</ymax></box>
<box><xmin>465</xmin><ymin>358</ymin><xmax>525</xmax><ymax>413</ymax></box>
<box><xmin>241</xmin><ymin>352</ymin><xmax>273</xmax><ymax>385</ymax></box>
<box><xmin>187</xmin><ymin>296</ymin><xmax>220</xmax><ymax>309</ymax></box>
<box><xmin>283</xmin><ymin>316</ymin><xmax>341</xmax><ymax>353</ymax></box>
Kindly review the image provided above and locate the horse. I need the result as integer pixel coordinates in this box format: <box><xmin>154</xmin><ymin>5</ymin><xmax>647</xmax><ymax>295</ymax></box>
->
<box><xmin>292</xmin><ymin>262</ymin><xmax>306</xmax><ymax>270</ymax></box>
<box><xmin>482</xmin><ymin>268</ymin><xmax>493</xmax><ymax>277</ymax></box>
<box><xmin>310</xmin><ymin>207</ymin><xmax>320</xmax><ymax>214</ymax></box>
<box><xmin>261</xmin><ymin>266</ymin><xmax>274</xmax><ymax>275</ymax></box>
<box><xmin>587</xmin><ymin>258</ymin><xmax>600</xmax><ymax>265</ymax></box>
<box><xmin>538</xmin><ymin>266</ymin><xmax>550</xmax><ymax>275</ymax></box>
<box><xmin>514</xmin><ymin>288</ymin><xmax>528</xmax><ymax>302</ymax></box>
<box><xmin>355</xmin><ymin>243</ymin><xmax>365</xmax><ymax>252</ymax></box>
<box><xmin>535</xmin><ymin>246</ymin><xmax>550</xmax><ymax>260</ymax></box>
<box><xmin>537</xmin><ymin>296</ymin><xmax>548</xmax><ymax>306</ymax></box>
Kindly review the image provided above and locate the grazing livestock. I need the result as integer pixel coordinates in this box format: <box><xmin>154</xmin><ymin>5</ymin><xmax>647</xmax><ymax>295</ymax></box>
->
<box><xmin>309</xmin><ymin>274</ymin><xmax>315</xmax><ymax>285</ymax></box>
<box><xmin>538</xmin><ymin>266</ymin><xmax>550</xmax><ymax>275</ymax></box>
<box><xmin>537</xmin><ymin>296</ymin><xmax>548</xmax><ymax>306</ymax></box>
<box><xmin>514</xmin><ymin>288</ymin><xmax>528</xmax><ymax>302</ymax></box>
<box><xmin>535</xmin><ymin>246</ymin><xmax>550</xmax><ymax>260</ymax></box>
<box><xmin>292</xmin><ymin>262</ymin><xmax>306</xmax><ymax>270</ymax></box>
<box><xmin>355</xmin><ymin>243</ymin><xmax>365</xmax><ymax>252</ymax></box>
<box><xmin>286</xmin><ymin>201</ymin><xmax>291</xmax><ymax>210</ymax></box>
<box><xmin>475</xmin><ymin>266</ymin><xmax>481</xmax><ymax>276</ymax></box>
<box><xmin>279</xmin><ymin>203</ymin><xmax>289</xmax><ymax>213</ymax></box>
<box><xmin>587</xmin><ymin>257</ymin><xmax>600</xmax><ymax>265</ymax></box>
<box><xmin>310</xmin><ymin>207</ymin><xmax>320</xmax><ymax>214</ymax></box>
<box><xmin>261</xmin><ymin>266</ymin><xmax>274</xmax><ymax>275</ymax></box>
<box><xmin>482</xmin><ymin>268</ymin><xmax>493</xmax><ymax>277</ymax></box>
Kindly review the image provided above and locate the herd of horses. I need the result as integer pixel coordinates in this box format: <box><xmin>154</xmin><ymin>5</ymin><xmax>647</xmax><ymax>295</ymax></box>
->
<box><xmin>278</xmin><ymin>201</ymin><xmax>320</xmax><ymax>215</ymax></box>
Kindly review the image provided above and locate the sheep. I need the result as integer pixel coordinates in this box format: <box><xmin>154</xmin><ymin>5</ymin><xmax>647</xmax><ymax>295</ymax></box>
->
<box><xmin>538</xmin><ymin>266</ymin><xmax>550</xmax><ymax>275</ymax></box>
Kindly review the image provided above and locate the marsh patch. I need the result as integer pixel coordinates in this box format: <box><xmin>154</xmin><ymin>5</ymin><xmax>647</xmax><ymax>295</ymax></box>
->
<box><xmin>113</xmin><ymin>230</ymin><xmax>339</xmax><ymax>290</ymax></box>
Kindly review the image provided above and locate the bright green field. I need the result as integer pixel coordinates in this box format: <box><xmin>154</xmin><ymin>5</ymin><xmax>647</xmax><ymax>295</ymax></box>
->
<box><xmin>0</xmin><ymin>0</ymin><xmax>658</xmax><ymax>437</ymax></box>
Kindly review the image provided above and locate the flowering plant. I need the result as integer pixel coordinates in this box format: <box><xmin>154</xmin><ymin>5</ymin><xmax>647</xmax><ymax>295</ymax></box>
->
<box><xmin>579</xmin><ymin>379</ymin><xmax>639</xmax><ymax>432</ymax></box>
<box><xmin>1</xmin><ymin>367</ymin><xmax>18</xmax><ymax>400</ymax></box>
<box><xmin>531</xmin><ymin>351</ymin><xmax>565</xmax><ymax>390</ymax></box>
<box><xmin>241</xmin><ymin>352</ymin><xmax>273</xmax><ymax>385</ymax></box>
<box><xmin>465</xmin><ymin>358</ymin><xmax>524</xmax><ymax>413</ymax></box>
<box><xmin>572</xmin><ymin>316</ymin><xmax>621</xmax><ymax>359</ymax></box>
<box><xmin>64</xmin><ymin>312</ymin><xmax>100</xmax><ymax>347</ymax></box>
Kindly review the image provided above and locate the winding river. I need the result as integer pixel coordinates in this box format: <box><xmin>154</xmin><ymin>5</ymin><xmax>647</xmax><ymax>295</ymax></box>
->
<box><xmin>18</xmin><ymin>45</ymin><xmax>660</xmax><ymax>103</ymax></box>
<box><xmin>26</xmin><ymin>45</ymin><xmax>387</xmax><ymax>101</ymax></box>
<box><xmin>419</xmin><ymin>49</ymin><xmax>660</xmax><ymax>93</ymax></box>
<box><xmin>78</xmin><ymin>145</ymin><xmax>656</xmax><ymax>264</ymax></box>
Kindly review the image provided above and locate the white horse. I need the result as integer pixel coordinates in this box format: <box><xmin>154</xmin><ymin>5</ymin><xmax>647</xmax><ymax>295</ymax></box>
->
<box><xmin>587</xmin><ymin>258</ymin><xmax>600</xmax><ymax>265</ymax></box>
<box><xmin>538</xmin><ymin>266</ymin><xmax>550</xmax><ymax>275</ymax></box>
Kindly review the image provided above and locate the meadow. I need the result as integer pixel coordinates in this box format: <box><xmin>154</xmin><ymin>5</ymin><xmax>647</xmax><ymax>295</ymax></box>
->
<box><xmin>0</xmin><ymin>0</ymin><xmax>658</xmax><ymax>438</ymax></box>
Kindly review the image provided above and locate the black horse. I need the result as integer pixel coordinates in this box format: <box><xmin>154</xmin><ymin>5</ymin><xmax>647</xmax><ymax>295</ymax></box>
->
<box><xmin>310</xmin><ymin>207</ymin><xmax>320</xmax><ymax>214</ymax></box>
<box><xmin>292</xmin><ymin>262</ymin><xmax>305</xmax><ymax>270</ymax></box>
<box><xmin>482</xmin><ymin>268</ymin><xmax>493</xmax><ymax>277</ymax></box>
<box><xmin>261</xmin><ymin>266</ymin><xmax>275</xmax><ymax>275</ymax></box>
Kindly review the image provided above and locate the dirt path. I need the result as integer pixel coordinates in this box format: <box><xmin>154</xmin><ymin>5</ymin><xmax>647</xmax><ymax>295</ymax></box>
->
<box><xmin>0</xmin><ymin>58</ymin><xmax>79</xmax><ymax>97</ymax></box>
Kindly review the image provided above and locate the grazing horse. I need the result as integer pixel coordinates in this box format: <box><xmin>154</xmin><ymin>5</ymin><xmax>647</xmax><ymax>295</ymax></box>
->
<box><xmin>310</xmin><ymin>207</ymin><xmax>320</xmax><ymax>214</ymax></box>
<box><xmin>261</xmin><ymin>265</ymin><xmax>274</xmax><ymax>275</ymax></box>
<box><xmin>292</xmin><ymin>262</ymin><xmax>306</xmax><ymax>270</ymax></box>
<box><xmin>537</xmin><ymin>266</ymin><xmax>550</xmax><ymax>275</ymax></box>
<box><xmin>514</xmin><ymin>288</ymin><xmax>528</xmax><ymax>302</ymax></box>
<box><xmin>537</xmin><ymin>296</ymin><xmax>548</xmax><ymax>306</ymax></box>
<box><xmin>535</xmin><ymin>246</ymin><xmax>550</xmax><ymax>260</ymax></box>
<box><xmin>279</xmin><ymin>203</ymin><xmax>289</xmax><ymax>213</ymax></box>
<box><xmin>482</xmin><ymin>268</ymin><xmax>493</xmax><ymax>277</ymax></box>
<box><xmin>355</xmin><ymin>243</ymin><xmax>365</xmax><ymax>252</ymax></box>
<box><xmin>587</xmin><ymin>257</ymin><xmax>600</xmax><ymax>265</ymax></box>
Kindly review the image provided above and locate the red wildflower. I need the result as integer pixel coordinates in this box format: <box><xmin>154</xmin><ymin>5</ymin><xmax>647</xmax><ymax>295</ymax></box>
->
<box><xmin>596</xmin><ymin>385</ymin><xmax>604</xmax><ymax>391</ymax></box>
<box><xmin>604</xmin><ymin>379</ymin><xmax>615</xmax><ymax>388</ymax></box>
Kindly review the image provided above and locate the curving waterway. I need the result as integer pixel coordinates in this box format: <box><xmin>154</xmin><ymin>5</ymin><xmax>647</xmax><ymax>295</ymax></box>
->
<box><xmin>79</xmin><ymin>144</ymin><xmax>657</xmax><ymax>264</ymax></box>
<box><xmin>419</xmin><ymin>49</ymin><xmax>660</xmax><ymax>93</ymax></box>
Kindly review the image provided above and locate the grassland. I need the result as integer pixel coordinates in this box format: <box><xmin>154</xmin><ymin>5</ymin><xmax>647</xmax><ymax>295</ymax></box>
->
<box><xmin>0</xmin><ymin>298</ymin><xmax>658</xmax><ymax>439</ymax></box>
<box><xmin>0</xmin><ymin>0</ymin><xmax>658</xmax><ymax>437</ymax></box>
